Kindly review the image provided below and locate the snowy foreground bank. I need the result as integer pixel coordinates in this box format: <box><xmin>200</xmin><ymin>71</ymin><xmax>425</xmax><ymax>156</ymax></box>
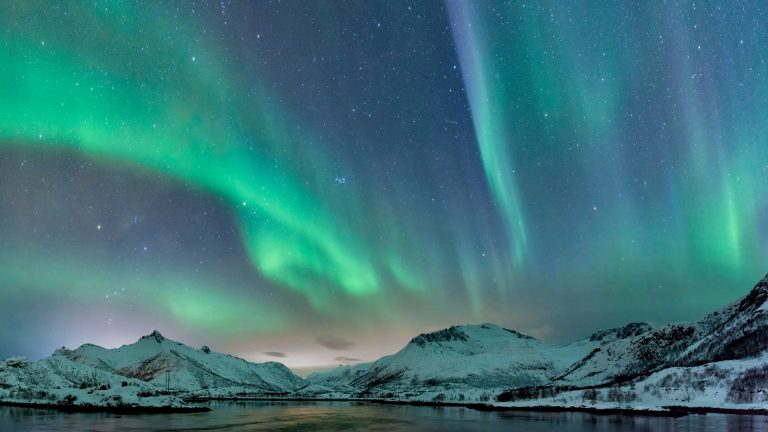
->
<box><xmin>2</xmin><ymin>275</ymin><xmax>768</xmax><ymax>414</ymax></box>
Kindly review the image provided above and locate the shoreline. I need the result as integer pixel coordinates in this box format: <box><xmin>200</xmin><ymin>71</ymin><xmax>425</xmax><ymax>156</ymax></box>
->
<box><xmin>3</xmin><ymin>395</ymin><xmax>766</xmax><ymax>416</ymax></box>
<box><xmin>0</xmin><ymin>400</ymin><xmax>211</xmax><ymax>414</ymax></box>
<box><xmin>181</xmin><ymin>396</ymin><xmax>768</xmax><ymax>417</ymax></box>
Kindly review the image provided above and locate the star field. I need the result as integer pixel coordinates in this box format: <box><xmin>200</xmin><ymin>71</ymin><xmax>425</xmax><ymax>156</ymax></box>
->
<box><xmin>0</xmin><ymin>0</ymin><xmax>766</xmax><ymax>369</ymax></box>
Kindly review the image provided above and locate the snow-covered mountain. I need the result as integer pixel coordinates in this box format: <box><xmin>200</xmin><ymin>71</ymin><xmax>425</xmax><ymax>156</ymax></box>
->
<box><xmin>58</xmin><ymin>330</ymin><xmax>305</xmax><ymax>394</ymax></box>
<box><xmin>678</xmin><ymin>275</ymin><xmax>768</xmax><ymax>365</ymax></box>
<box><xmin>553</xmin><ymin>274</ymin><xmax>768</xmax><ymax>387</ymax></box>
<box><xmin>309</xmin><ymin>324</ymin><xmax>597</xmax><ymax>394</ymax></box>
<box><xmin>0</xmin><ymin>330</ymin><xmax>306</xmax><ymax>410</ymax></box>
<box><xmin>0</xmin><ymin>352</ymin><xmax>196</xmax><ymax>411</ymax></box>
<box><xmin>308</xmin><ymin>274</ymin><xmax>768</xmax><ymax>409</ymax></box>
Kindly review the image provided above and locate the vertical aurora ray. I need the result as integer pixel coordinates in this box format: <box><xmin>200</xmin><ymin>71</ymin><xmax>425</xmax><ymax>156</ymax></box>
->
<box><xmin>659</xmin><ymin>1</ymin><xmax>766</xmax><ymax>275</ymax></box>
<box><xmin>447</xmin><ymin>1</ymin><xmax>528</xmax><ymax>267</ymax></box>
<box><xmin>445</xmin><ymin>0</ymin><xmax>768</xmax><ymax>320</ymax></box>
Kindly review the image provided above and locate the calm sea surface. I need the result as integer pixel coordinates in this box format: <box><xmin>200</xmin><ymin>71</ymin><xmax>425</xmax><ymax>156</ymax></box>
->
<box><xmin>0</xmin><ymin>401</ymin><xmax>766</xmax><ymax>431</ymax></box>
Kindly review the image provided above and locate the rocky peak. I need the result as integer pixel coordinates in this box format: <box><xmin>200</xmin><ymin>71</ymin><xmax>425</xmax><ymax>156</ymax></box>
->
<box><xmin>52</xmin><ymin>347</ymin><xmax>72</xmax><ymax>357</ymax></box>
<box><xmin>140</xmin><ymin>330</ymin><xmax>165</xmax><ymax>343</ymax></box>
<box><xmin>410</xmin><ymin>326</ymin><xmax>469</xmax><ymax>347</ymax></box>
<box><xmin>736</xmin><ymin>274</ymin><xmax>768</xmax><ymax>313</ymax></box>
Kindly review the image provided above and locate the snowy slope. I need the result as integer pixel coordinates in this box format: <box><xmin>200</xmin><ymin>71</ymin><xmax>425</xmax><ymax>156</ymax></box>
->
<box><xmin>60</xmin><ymin>330</ymin><xmax>305</xmax><ymax>394</ymax></box>
<box><xmin>496</xmin><ymin>353</ymin><xmax>768</xmax><ymax>411</ymax></box>
<box><xmin>552</xmin><ymin>322</ymin><xmax>699</xmax><ymax>386</ymax></box>
<box><xmin>0</xmin><ymin>353</ymin><xmax>193</xmax><ymax>410</ymax></box>
<box><xmin>555</xmin><ymin>275</ymin><xmax>768</xmax><ymax>387</ymax></box>
<box><xmin>678</xmin><ymin>275</ymin><xmax>768</xmax><ymax>365</ymax></box>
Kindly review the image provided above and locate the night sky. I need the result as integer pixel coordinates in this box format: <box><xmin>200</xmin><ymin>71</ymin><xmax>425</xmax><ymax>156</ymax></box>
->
<box><xmin>0</xmin><ymin>1</ymin><xmax>766</xmax><ymax>371</ymax></box>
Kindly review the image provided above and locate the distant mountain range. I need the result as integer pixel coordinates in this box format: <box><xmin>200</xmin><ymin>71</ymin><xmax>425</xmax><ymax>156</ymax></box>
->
<box><xmin>305</xmin><ymin>274</ymin><xmax>768</xmax><ymax>410</ymax></box>
<box><xmin>2</xmin><ymin>274</ymin><xmax>767</xmax><ymax>412</ymax></box>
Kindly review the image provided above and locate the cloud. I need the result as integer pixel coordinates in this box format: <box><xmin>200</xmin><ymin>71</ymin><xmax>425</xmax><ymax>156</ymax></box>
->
<box><xmin>263</xmin><ymin>351</ymin><xmax>286</xmax><ymax>358</ymax></box>
<box><xmin>316</xmin><ymin>335</ymin><xmax>355</xmax><ymax>350</ymax></box>
<box><xmin>334</xmin><ymin>356</ymin><xmax>361</xmax><ymax>363</ymax></box>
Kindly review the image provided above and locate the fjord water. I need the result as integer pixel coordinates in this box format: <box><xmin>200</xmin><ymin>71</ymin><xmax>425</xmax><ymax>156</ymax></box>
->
<box><xmin>1</xmin><ymin>401</ymin><xmax>766</xmax><ymax>431</ymax></box>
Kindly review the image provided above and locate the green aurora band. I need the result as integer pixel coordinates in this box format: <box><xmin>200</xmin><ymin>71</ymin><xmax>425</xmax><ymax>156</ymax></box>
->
<box><xmin>0</xmin><ymin>1</ymin><xmax>766</xmax><ymax>360</ymax></box>
<box><xmin>0</xmin><ymin>2</ymin><xmax>393</xmax><ymax>306</ymax></box>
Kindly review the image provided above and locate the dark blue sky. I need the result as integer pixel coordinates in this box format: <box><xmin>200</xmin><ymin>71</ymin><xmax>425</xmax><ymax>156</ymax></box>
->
<box><xmin>0</xmin><ymin>0</ymin><xmax>766</xmax><ymax>369</ymax></box>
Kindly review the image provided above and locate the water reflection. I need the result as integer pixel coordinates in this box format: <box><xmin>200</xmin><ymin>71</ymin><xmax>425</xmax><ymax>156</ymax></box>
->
<box><xmin>0</xmin><ymin>401</ymin><xmax>766</xmax><ymax>431</ymax></box>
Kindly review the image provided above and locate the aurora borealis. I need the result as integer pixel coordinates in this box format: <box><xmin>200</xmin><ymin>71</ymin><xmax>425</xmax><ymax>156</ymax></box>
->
<box><xmin>0</xmin><ymin>1</ymin><xmax>766</xmax><ymax>370</ymax></box>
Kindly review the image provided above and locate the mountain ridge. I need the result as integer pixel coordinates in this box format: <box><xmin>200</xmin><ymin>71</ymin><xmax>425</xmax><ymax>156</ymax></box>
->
<box><xmin>2</xmin><ymin>274</ymin><xmax>768</xmax><ymax>412</ymax></box>
<box><xmin>307</xmin><ymin>274</ymin><xmax>768</xmax><ymax>405</ymax></box>
<box><xmin>58</xmin><ymin>329</ymin><xmax>305</xmax><ymax>394</ymax></box>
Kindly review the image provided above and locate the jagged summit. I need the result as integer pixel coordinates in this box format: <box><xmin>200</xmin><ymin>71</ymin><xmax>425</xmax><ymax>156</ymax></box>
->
<box><xmin>139</xmin><ymin>330</ymin><xmax>166</xmax><ymax>343</ymax></box>
<box><xmin>736</xmin><ymin>273</ymin><xmax>768</xmax><ymax>313</ymax></box>
<box><xmin>52</xmin><ymin>347</ymin><xmax>71</xmax><ymax>357</ymax></box>
<box><xmin>410</xmin><ymin>326</ymin><xmax>468</xmax><ymax>347</ymax></box>
<box><xmin>409</xmin><ymin>323</ymin><xmax>535</xmax><ymax>348</ymax></box>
